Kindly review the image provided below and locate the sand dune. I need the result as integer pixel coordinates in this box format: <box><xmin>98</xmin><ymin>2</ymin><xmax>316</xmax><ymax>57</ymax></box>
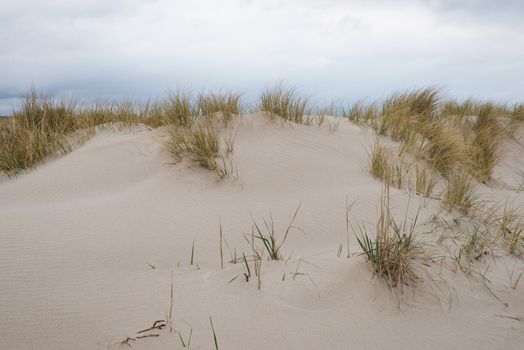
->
<box><xmin>1</xmin><ymin>114</ymin><xmax>523</xmax><ymax>349</ymax></box>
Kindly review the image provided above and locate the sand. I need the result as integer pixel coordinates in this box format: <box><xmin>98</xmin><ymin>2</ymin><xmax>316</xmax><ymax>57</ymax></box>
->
<box><xmin>1</xmin><ymin>114</ymin><xmax>523</xmax><ymax>349</ymax></box>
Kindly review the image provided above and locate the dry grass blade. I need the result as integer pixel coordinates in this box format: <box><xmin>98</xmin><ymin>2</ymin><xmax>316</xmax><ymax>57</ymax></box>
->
<box><xmin>166</xmin><ymin>273</ymin><xmax>175</xmax><ymax>331</ymax></box>
<box><xmin>209</xmin><ymin>317</ymin><xmax>219</xmax><ymax>350</ymax></box>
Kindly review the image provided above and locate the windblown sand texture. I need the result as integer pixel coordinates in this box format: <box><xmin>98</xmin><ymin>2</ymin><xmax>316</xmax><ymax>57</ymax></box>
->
<box><xmin>1</xmin><ymin>114</ymin><xmax>523</xmax><ymax>349</ymax></box>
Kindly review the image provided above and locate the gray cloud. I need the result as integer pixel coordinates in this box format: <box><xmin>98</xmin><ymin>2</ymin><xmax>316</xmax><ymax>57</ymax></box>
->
<box><xmin>1</xmin><ymin>0</ymin><xmax>523</xmax><ymax>114</ymax></box>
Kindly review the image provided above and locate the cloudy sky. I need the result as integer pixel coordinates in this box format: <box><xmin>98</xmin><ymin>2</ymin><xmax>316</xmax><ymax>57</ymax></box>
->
<box><xmin>1</xmin><ymin>0</ymin><xmax>523</xmax><ymax>114</ymax></box>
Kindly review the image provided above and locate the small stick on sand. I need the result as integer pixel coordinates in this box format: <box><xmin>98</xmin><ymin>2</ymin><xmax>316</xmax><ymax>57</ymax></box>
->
<box><xmin>137</xmin><ymin>320</ymin><xmax>166</xmax><ymax>334</ymax></box>
<box><xmin>136</xmin><ymin>334</ymin><xmax>160</xmax><ymax>339</ymax></box>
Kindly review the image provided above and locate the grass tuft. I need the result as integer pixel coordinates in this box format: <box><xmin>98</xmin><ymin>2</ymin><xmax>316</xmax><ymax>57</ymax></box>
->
<box><xmin>167</xmin><ymin>123</ymin><xmax>220</xmax><ymax>171</ymax></box>
<box><xmin>250</xmin><ymin>203</ymin><xmax>302</xmax><ymax>261</ymax></box>
<box><xmin>498</xmin><ymin>205</ymin><xmax>524</xmax><ymax>255</ymax></box>
<box><xmin>442</xmin><ymin>170</ymin><xmax>477</xmax><ymax>215</ymax></box>
<box><xmin>259</xmin><ymin>83</ymin><xmax>310</xmax><ymax>123</ymax></box>
<box><xmin>0</xmin><ymin>89</ymin><xmax>77</xmax><ymax>175</ymax></box>
<box><xmin>165</xmin><ymin>118</ymin><xmax>238</xmax><ymax>179</ymax></box>
<box><xmin>197</xmin><ymin>92</ymin><xmax>242</xmax><ymax>126</ymax></box>
<box><xmin>369</xmin><ymin>142</ymin><xmax>392</xmax><ymax>182</ymax></box>
<box><xmin>459</xmin><ymin>225</ymin><xmax>493</xmax><ymax>262</ymax></box>
<box><xmin>414</xmin><ymin>165</ymin><xmax>438</xmax><ymax>198</ymax></box>
<box><xmin>355</xmin><ymin>186</ymin><xmax>425</xmax><ymax>288</ymax></box>
<box><xmin>164</xmin><ymin>90</ymin><xmax>195</xmax><ymax>127</ymax></box>
<box><xmin>469</xmin><ymin>104</ymin><xmax>504</xmax><ymax>183</ymax></box>
<box><xmin>368</xmin><ymin>142</ymin><xmax>407</xmax><ymax>189</ymax></box>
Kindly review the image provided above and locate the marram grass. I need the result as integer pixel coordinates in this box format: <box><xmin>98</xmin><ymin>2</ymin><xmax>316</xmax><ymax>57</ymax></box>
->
<box><xmin>1</xmin><ymin>85</ymin><xmax>522</xmax><ymax>181</ymax></box>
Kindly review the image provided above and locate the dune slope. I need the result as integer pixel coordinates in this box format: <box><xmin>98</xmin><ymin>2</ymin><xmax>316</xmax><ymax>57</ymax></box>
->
<box><xmin>1</xmin><ymin>115</ymin><xmax>523</xmax><ymax>350</ymax></box>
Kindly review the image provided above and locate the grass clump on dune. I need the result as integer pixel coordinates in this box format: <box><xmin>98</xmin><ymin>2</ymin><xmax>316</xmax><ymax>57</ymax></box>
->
<box><xmin>458</xmin><ymin>225</ymin><xmax>494</xmax><ymax>263</ymax></box>
<box><xmin>163</xmin><ymin>90</ymin><xmax>195</xmax><ymax>127</ymax></box>
<box><xmin>1</xmin><ymin>86</ymin><xmax>243</xmax><ymax>178</ymax></box>
<box><xmin>469</xmin><ymin>104</ymin><xmax>504</xmax><ymax>183</ymax></box>
<box><xmin>0</xmin><ymin>89</ymin><xmax>76</xmax><ymax>176</ymax></box>
<box><xmin>165</xmin><ymin>118</ymin><xmax>236</xmax><ymax>179</ymax></box>
<box><xmin>414</xmin><ymin>165</ymin><xmax>438</xmax><ymax>198</ymax></box>
<box><xmin>418</xmin><ymin>120</ymin><xmax>468</xmax><ymax>176</ymax></box>
<box><xmin>377</xmin><ymin>88</ymin><xmax>440</xmax><ymax>140</ymax></box>
<box><xmin>346</xmin><ymin>101</ymin><xmax>379</xmax><ymax>127</ymax></box>
<box><xmin>197</xmin><ymin>92</ymin><xmax>243</xmax><ymax>126</ymax></box>
<box><xmin>250</xmin><ymin>203</ymin><xmax>302</xmax><ymax>261</ymax></box>
<box><xmin>368</xmin><ymin>142</ymin><xmax>408</xmax><ymax>190</ymax></box>
<box><xmin>358</xmin><ymin>88</ymin><xmax>511</xmax><ymax>184</ymax></box>
<box><xmin>369</xmin><ymin>142</ymin><xmax>392</xmax><ymax>181</ymax></box>
<box><xmin>497</xmin><ymin>205</ymin><xmax>524</xmax><ymax>255</ymax></box>
<box><xmin>0</xmin><ymin>89</ymin><xmax>174</xmax><ymax>176</ymax></box>
<box><xmin>0</xmin><ymin>121</ymin><xmax>71</xmax><ymax>176</ymax></box>
<box><xmin>354</xmin><ymin>87</ymin><xmax>524</xmax><ymax>214</ymax></box>
<box><xmin>259</xmin><ymin>83</ymin><xmax>310</xmax><ymax>124</ymax></box>
<box><xmin>167</xmin><ymin>123</ymin><xmax>220</xmax><ymax>171</ymax></box>
<box><xmin>16</xmin><ymin>89</ymin><xmax>78</xmax><ymax>133</ymax></box>
<box><xmin>442</xmin><ymin>170</ymin><xmax>477</xmax><ymax>215</ymax></box>
<box><xmin>355</xmin><ymin>186</ymin><xmax>425</xmax><ymax>288</ymax></box>
<box><xmin>511</xmin><ymin>103</ymin><xmax>524</xmax><ymax>123</ymax></box>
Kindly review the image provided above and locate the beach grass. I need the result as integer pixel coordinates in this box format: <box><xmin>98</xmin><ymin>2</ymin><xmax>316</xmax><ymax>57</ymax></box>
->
<box><xmin>2</xmin><ymin>85</ymin><xmax>522</xmax><ymax>182</ymax></box>
<box><xmin>497</xmin><ymin>205</ymin><xmax>524</xmax><ymax>255</ymax></box>
<box><xmin>0</xmin><ymin>89</ymin><xmax>76</xmax><ymax>176</ymax></box>
<box><xmin>442</xmin><ymin>170</ymin><xmax>477</xmax><ymax>215</ymax></box>
<box><xmin>250</xmin><ymin>203</ymin><xmax>302</xmax><ymax>261</ymax></box>
<box><xmin>197</xmin><ymin>91</ymin><xmax>243</xmax><ymax>126</ymax></box>
<box><xmin>355</xmin><ymin>185</ymin><xmax>425</xmax><ymax>288</ymax></box>
<box><xmin>259</xmin><ymin>82</ymin><xmax>310</xmax><ymax>124</ymax></box>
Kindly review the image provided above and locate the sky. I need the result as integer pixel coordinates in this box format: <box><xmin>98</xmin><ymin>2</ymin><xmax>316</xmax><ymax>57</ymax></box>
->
<box><xmin>1</xmin><ymin>0</ymin><xmax>523</xmax><ymax>114</ymax></box>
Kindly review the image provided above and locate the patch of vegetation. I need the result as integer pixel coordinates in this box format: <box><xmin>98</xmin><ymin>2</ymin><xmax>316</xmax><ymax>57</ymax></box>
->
<box><xmin>497</xmin><ymin>205</ymin><xmax>524</xmax><ymax>255</ymax></box>
<box><xmin>250</xmin><ymin>203</ymin><xmax>302</xmax><ymax>261</ymax></box>
<box><xmin>442</xmin><ymin>170</ymin><xmax>477</xmax><ymax>215</ymax></box>
<box><xmin>197</xmin><ymin>91</ymin><xmax>243</xmax><ymax>126</ymax></box>
<box><xmin>0</xmin><ymin>89</ymin><xmax>76</xmax><ymax>176</ymax></box>
<box><xmin>259</xmin><ymin>83</ymin><xmax>310</xmax><ymax>123</ymax></box>
<box><xmin>355</xmin><ymin>186</ymin><xmax>426</xmax><ymax>288</ymax></box>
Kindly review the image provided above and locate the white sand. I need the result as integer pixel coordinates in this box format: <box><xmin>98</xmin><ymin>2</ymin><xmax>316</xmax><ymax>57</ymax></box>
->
<box><xmin>1</xmin><ymin>114</ymin><xmax>523</xmax><ymax>349</ymax></box>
